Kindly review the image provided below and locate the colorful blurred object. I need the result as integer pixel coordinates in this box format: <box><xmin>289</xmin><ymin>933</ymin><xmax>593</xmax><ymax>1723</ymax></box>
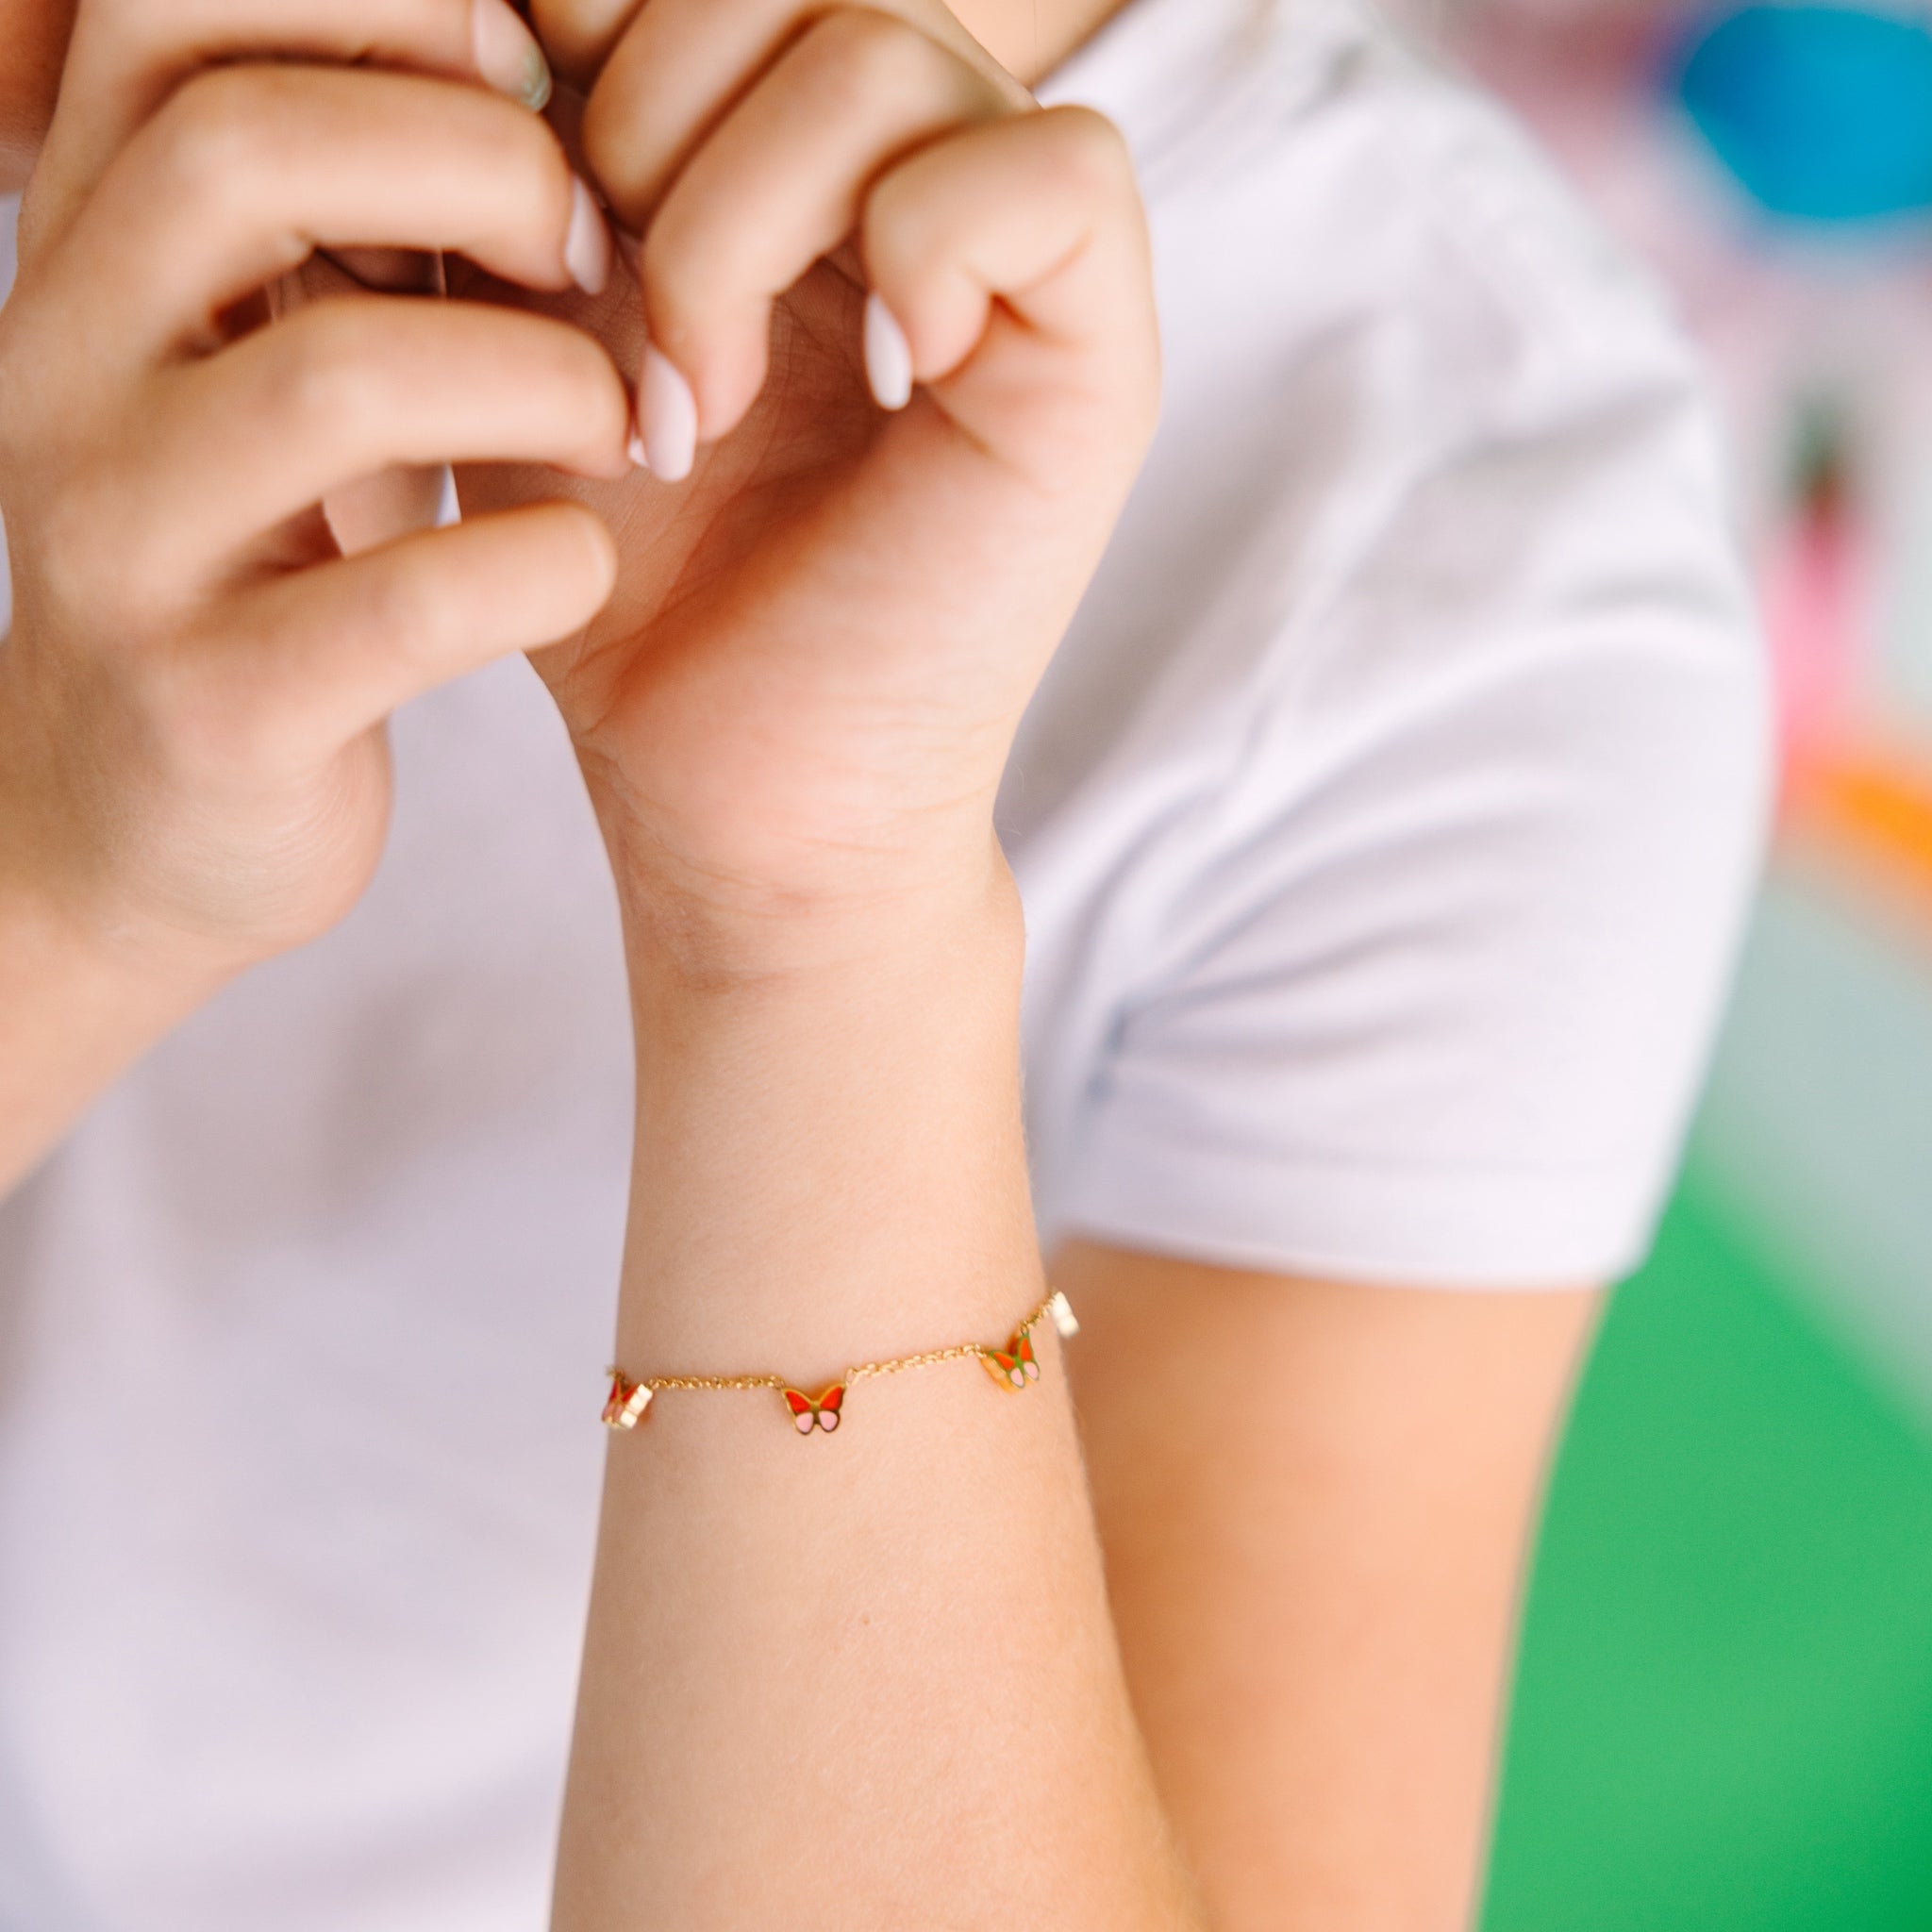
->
<box><xmin>1763</xmin><ymin>394</ymin><xmax>1867</xmax><ymax>764</ymax></box>
<box><xmin>1674</xmin><ymin>5</ymin><xmax>1932</xmax><ymax>225</ymax></box>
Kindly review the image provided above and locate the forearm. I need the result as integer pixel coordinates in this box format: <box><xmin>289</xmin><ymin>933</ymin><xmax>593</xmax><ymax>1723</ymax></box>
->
<box><xmin>554</xmin><ymin>852</ymin><xmax>1200</xmax><ymax>1929</ymax></box>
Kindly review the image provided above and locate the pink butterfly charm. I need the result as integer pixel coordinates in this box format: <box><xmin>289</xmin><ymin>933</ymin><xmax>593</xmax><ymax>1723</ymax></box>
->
<box><xmin>783</xmin><ymin>1383</ymin><xmax>846</xmax><ymax>1435</ymax></box>
<box><xmin>602</xmin><ymin>1370</ymin><xmax>653</xmax><ymax>1432</ymax></box>
<box><xmin>979</xmin><ymin>1324</ymin><xmax>1041</xmax><ymax>1392</ymax></box>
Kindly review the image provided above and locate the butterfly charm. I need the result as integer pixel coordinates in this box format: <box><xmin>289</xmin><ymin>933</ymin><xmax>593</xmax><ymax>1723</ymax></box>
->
<box><xmin>601</xmin><ymin>1370</ymin><xmax>654</xmax><ymax>1432</ymax></box>
<box><xmin>783</xmin><ymin>1383</ymin><xmax>846</xmax><ymax>1436</ymax></box>
<box><xmin>980</xmin><ymin>1324</ymin><xmax>1041</xmax><ymax>1392</ymax></box>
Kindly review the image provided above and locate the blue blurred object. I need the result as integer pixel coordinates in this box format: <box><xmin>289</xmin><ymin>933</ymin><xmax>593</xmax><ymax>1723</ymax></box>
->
<box><xmin>1674</xmin><ymin>5</ymin><xmax>1932</xmax><ymax>225</ymax></box>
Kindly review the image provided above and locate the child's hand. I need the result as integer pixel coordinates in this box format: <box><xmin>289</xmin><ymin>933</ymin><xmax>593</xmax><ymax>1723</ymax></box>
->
<box><xmin>0</xmin><ymin>0</ymin><xmax>634</xmax><ymax>982</ymax></box>
<box><xmin>464</xmin><ymin>1</ymin><xmax>1159</xmax><ymax>968</ymax></box>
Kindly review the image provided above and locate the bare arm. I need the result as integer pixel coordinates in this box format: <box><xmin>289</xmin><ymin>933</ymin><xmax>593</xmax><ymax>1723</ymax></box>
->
<box><xmin>1063</xmin><ymin>1242</ymin><xmax>1601</xmax><ymax>1931</ymax></box>
<box><xmin>554</xmin><ymin>875</ymin><xmax>1199</xmax><ymax>1927</ymax></box>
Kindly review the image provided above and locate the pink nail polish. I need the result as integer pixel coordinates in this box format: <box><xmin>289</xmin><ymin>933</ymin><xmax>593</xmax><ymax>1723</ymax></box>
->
<box><xmin>640</xmin><ymin>345</ymin><xmax>698</xmax><ymax>484</ymax></box>
<box><xmin>565</xmin><ymin>178</ymin><xmax>612</xmax><ymax>296</ymax></box>
<box><xmin>864</xmin><ymin>293</ymin><xmax>915</xmax><ymax>412</ymax></box>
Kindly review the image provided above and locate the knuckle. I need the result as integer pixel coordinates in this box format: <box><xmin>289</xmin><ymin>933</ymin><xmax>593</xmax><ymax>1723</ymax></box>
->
<box><xmin>797</xmin><ymin>8</ymin><xmax>936</xmax><ymax>111</ymax></box>
<box><xmin>273</xmin><ymin>305</ymin><xmax>388</xmax><ymax>441</ymax></box>
<box><xmin>151</xmin><ymin>67</ymin><xmax>288</xmax><ymax>207</ymax></box>
<box><xmin>34</xmin><ymin>463</ymin><xmax>156</xmax><ymax>625</ymax></box>
<box><xmin>1036</xmin><ymin>106</ymin><xmax>1134</xmax><ymax>200</ymax></box>
<box><xmin>356</xmin><ymin>555</ymin><xmax>448</xmax><ymax>664</ymax></box>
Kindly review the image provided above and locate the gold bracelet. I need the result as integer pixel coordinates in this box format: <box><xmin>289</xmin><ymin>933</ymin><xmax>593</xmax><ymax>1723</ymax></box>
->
<box><xmin>601</xmin><ymin>1289</ymin><xmax>1079</xmax><ymax>1438</ymax></box>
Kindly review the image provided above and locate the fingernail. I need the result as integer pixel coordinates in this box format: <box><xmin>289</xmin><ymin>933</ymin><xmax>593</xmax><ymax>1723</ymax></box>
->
<box><xmin>565</xmin><ymin>176</ymin><xmax>612</xmax><ymax>295</ymax></box>
<box><xmin>864</xmin><ymin>292</ymin><xmax>915</xmax><ymax>412</ymax></box>
<box><xmin>472</xmin><ymin>0</ymin><xmax>553</xmax><ymax>112</ymax></box>
<box><xmin>640</xmin><ymin>343</ymin><xmax>697</xmax><ymax>484</ymax></box>
<box><xmin>627</xmin><ymin>428</ymin><xmax>649</xmax><ymax>471</ymax></box>
<box><xmin>433</xmin><ymin>463</ymin><xmax>461</xmax><ymax>529</ymax></box>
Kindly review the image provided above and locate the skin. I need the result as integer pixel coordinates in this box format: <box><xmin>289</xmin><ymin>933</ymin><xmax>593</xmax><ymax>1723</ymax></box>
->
<box><xmin>0</xmin><ymin>2</ymin><xmax>1604</xmax><ymax>1925</ymax></box>
<box><xmin>0</xmin><ymin>0</ymin><xmax>68</xmax><ymax>184</ymax></box>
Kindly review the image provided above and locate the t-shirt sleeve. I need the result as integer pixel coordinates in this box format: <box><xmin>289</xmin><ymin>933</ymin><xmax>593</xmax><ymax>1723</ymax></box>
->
<box><xmin>1052</xmin><ymin>298</ymin><xmax>1772</xmax><ymax>1289</ymax></box>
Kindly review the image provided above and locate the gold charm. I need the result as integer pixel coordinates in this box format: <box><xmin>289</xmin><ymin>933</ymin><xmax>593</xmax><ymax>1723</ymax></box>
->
<box><xmin>782</xmin><ymin>1383</ymin><xmax>846</xmax><ymax>1435</ymax></box>
<box><xmin>979</xmin><ymin>1324</ymin><xmax>1041</xmax><ymax>1391</ymax></box>
<box><xmin>601</xmin><ymin>1370</ymin><xmax>654</xmax><ymax>1431</ymax></box>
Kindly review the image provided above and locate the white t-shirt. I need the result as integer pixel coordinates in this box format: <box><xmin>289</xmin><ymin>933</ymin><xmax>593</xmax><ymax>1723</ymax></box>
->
<box><xmin>0</xmin><ymin>0</ymin><xmax>1767</xmax><ymax>1923</ymax></box>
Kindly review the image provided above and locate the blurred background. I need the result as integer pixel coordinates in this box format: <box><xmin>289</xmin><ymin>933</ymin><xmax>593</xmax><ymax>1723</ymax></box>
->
<box><xmin>1404</xmin><ymin>4</ymin><xmax>1932</xmax><ymax>1924</ymax></box>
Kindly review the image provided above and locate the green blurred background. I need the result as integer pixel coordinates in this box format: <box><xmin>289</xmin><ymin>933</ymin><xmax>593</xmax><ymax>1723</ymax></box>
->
<box><xmin>1484</xmin><ymin>874</ymin><xmax>1932</xmax><ymax>1930</ymax></box>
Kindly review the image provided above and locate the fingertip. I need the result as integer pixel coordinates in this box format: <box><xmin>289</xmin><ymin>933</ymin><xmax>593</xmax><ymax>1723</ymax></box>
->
<box><xmin>556</xmin><ymin>500</ymin><xmax>621</xmax><ymax>606</ymax></box>
<box><xmin>471</xmin><ymin>0</ymin><xmax>554</xmax><ymax>110</ymax></box>
<box><xmin>519</xmin><ymin>498</ymin><xmax>619</xmax><ymax>620</ymax></box>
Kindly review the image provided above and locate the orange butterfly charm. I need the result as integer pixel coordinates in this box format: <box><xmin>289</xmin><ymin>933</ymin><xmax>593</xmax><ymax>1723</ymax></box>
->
<box><xmin>979</xmin><ymin>1324</ymin><xmax>1041</xmax><ymax>1392</ymax></box>
<box><xmin>783</xmin><ymin>1383</ymin><xmax>846</xmax><ymax>1436</ymax></box>
<box><xmin>601</xmin><ymin>1370</ymin><xmax>653</xmax><ymax>1432</ymax></box>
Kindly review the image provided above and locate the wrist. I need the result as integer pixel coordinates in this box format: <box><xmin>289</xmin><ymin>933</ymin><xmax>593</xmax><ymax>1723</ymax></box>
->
<box><xmin>0</xmin><ymin>848</ymin><xmax>240</xmax><ymax>1026</ymax></box>
<box><xmin>614</xmin><ymin>828</ymin><xmax>1038</xmax><ymax>1384</ymax></box>
<box><xmin>610</xmin><ymin>815</ymin><xmax>1024</xmax><ymax>994</ymax></box>
<box><xmin>0</xmin><ymin>683</ymin><xmax>260</xmax><ymax>1022</ymax></box>
<box><xmin>0</xmin><ymin>804</ymin><xmax>243</xmax><ymax>1008</ymax></box>
<box><xmin>0</xmin><ymin>840</ymin><xmax>238</xmax><ymax>1193</ymax></box>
